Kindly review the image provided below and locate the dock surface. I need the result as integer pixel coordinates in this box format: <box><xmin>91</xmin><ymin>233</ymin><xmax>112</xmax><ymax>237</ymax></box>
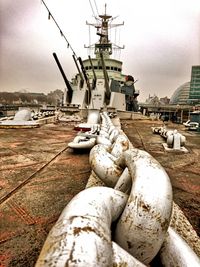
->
<box><xmin>0</xmin><ymin>123</ymin><xmax>90</xmax><ymax>266</ymax></box>
<box><xmin>122</xmin><ymin>119</ymin><xmax>200</xmax><ymax>237</ymax></box>
<box><xmin>0</xmin><ymin>118</ymin><xmax>199</xmax><ymax>266</ymax></box>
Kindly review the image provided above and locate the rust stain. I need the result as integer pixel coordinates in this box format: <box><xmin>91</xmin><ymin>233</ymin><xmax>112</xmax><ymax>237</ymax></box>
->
<box><xmin>73</xmin><ymin>226</ymin><xmax>96</xmax><ymax>236</ymax></box>
<box><xmin>160</xmin><ymin>218</ymin><xmax>170</xmax><ymax>232</ymax></box>
<box><xmin>141</xmin><ymin>202</ymin><xmax>151</xmax><ymax>212</ymax></box>
<box><xmin>127</xmin><ymin>240</ymin><xmax>133</xmax><ymax>249</ymax></box>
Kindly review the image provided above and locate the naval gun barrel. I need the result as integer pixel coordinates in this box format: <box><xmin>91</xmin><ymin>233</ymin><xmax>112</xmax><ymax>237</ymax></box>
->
<box><xmin>72</xmin><ymin>54</ymin><xmax>84</xmax><ymax>88</ymax></box>
<box><xmin>88</xmin><ymin>55</ymin><xmax>97</xmax><ymax>89</ymax></box>
<box><xmin>52</xmin><ymin>52</ymin><xmax>73</xmax><ymax>103</ymax></box>
<box><xmin>78</xmin><ymin>57</ymin><xmax>91</xmax><ymax>105</ymax></box>
<box><xmin>99</xmin><ymin>51</ymin><xmax>110</xmax><ymax>100</ymax></box>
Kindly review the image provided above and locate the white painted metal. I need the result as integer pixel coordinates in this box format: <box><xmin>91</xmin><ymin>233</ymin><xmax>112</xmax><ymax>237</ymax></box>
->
<box><xmin>87</xmin><ymin>109</ymin><xmax>100</xmax><ymax>124</ymax></box>
<box><xmin>115</xmin><ymin>148</ymin><xmax>173</xmax><ymax>264</ymax></box>
<box><xmin>68</xmin><ymin>136</ymin><xmax>96</xmax><ymax>149</ymax></box>
<box><xmin>109</xmin><ymin>92</ymin><xmax>126</xmax><ymax>111</ymax></box>
<box><xmin>152</xmin><ymin>126</ymin><xmax>186</xmax><ymax>150</ymax></box>
<box><xmin>0</xmin><ymin>120</ymin><xmax>39</xmax><ymax>127</ymax></box>
<box><xmin>114</xmin><ymin>167</ymin><xmax>131</xmax><ymax>193</ymax></box>
<box><xmin>96</xmin><ymin>135</ymin><xmax>112</xmax><ymax>147</ymax></box>
<box><xmin>99</xmin><ymin>129</ymin><xmax>110</xmax><ymax>138</ymax></box>
<box><xmin>112</xmin><ymin>242</ymin><xmax>147</xmax><ymax>267</ymax></box>
<box><xmin>108</xmin><ymin>125</ymin><xmax>116</xmax><ymax>135</ymax></box>
<box><xmin>63</xmin><ymin>88</ymin><xmax>67</xmax><ymax>105</ymax></box>
<box><xmin>35</xmin><ymin>111</ymin><xmax>199</xmax><ymax>265</ymax></box>
<box><xmin>35</xmin><ymin>187</ymin><xmax>128</xmax><ymax>267</ymax></box>
<box><xmin>160</xmin><ymin>227</ymin><xmax>200</xmax><ymax>267</ymax></box>
<box><xmin>89</xmin><ymin>144</ymin><xmax>123</xmax><ymax>187</ymax></box>
<box><xmin>89</xmin><ymin>90</ymin><xmax>105</xmax><ymax>110</ymax></box>
<box><xmin>14</xmin><ymin>109</ymin><xmax>32</xmax><ymax>121</ymax></box>
<box><xmin>111</xmin><ymin>134</ymin><xmax>129</xmax><ymax>158</ymax></box>
<box><xmin>71</xmin><ymin>90</ymin><xmax>87</xmax><ymax>108</ymax></box>
<box><xmin>0</xmin><ymin>109</ymin><xmax>40</xmax><ymax>127</ymax></box>
<box><xmin>109</xmin><ymin>128</ymin><xmax>120</xmax><ymax>143</ymax></box>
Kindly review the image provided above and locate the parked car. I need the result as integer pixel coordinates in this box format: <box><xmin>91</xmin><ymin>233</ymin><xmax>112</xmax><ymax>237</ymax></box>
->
<box><xmin>188</xmin><ymin>122</ymin><xmax>199</xmax><ymax>131</ymax></box>
<box><xmin>183</xmin><ymin>120</ymin><xmax>190</xmax><ymax>127</ymax></box>
<box><xmin>183</xmin><ymin>120</ymin><xmax>199</xmax><ymax>131</ymax></box>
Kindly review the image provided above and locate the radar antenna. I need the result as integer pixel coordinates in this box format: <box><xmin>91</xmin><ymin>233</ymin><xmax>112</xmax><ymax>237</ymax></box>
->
<box><xmin>85</xmin><ymin>5</ymin><xmax>124</xmax><ymax>59</ymax></box>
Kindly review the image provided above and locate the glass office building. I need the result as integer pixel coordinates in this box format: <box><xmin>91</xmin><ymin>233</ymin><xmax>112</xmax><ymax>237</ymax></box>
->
<box><xmin>170</xmin><ymin>66</ymin><xmax>200</xmax><ymax>105</ymax></box>
<box><xmin>170</xmin><ymin>82</ymin><xmax>190</xmax><ymax>104</ymax></box>
<box><xmin>189</xmin><ymin>65</ymin><xmax>200</xmax><ymax>104</ymax></box>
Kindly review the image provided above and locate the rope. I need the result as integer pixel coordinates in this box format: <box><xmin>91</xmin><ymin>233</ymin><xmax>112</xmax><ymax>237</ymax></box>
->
<box><xmin>93</xmin><ymin>0</ymin><xmax>99</xmax><ymax>16</ymax></box>
<box><xmin>41</xmin><ymin>0</ymin><xmax>78</xmax><ymax>59</ymax></box>
<box><xmin>88</xmin><ymin>0</ymin><xmax>96</xmax><ymax>18</ymax></box>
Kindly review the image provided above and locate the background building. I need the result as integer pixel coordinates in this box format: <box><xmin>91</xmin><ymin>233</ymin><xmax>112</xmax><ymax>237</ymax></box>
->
<box><xmin>170</xmin><ymin>65</ymin><xmax>200</xmax><ymax>105</ymax></box>
<box><xmin>169</xmin><ymin>82</ymin><xmax>190</xmax><ymax>104</ymax></box>
<box><xmin>189</xmin><ymin>65</ymin><xmax>200</xmax><ymax>104</ymax></box>
<box><xmin>145</xmin><ymin>94</ymin><xmax>170</xmax><ymax>105</ymax></box>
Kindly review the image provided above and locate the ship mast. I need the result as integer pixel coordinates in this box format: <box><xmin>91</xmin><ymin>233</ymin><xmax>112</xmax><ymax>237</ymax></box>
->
<box><xmin>85</xmin><ymin>4</ymin><xmax>124</xmax><ymax>59</ymax></box>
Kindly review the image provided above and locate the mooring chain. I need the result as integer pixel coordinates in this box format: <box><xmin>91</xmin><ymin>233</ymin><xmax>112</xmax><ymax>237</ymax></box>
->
<box><xmin>89</xmin><ymin>112</ymin><xmax>200</xmax><ymax>266</ymax></box>
<box><xmin>35</xmin><ymin>112</ymin><xmax>200</xmax><ymax>267</ymax></box>
<box><xmin>89</xmin><ymin>112</ymin><xmax>172</xmax><ymax>264</ymax></box>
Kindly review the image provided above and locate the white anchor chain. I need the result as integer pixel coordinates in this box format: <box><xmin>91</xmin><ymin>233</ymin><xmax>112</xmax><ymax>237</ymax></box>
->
<box><xmin>35</xmin><ymin>112</ymin><xmax>200</xmax><ymax>267</ymax></box>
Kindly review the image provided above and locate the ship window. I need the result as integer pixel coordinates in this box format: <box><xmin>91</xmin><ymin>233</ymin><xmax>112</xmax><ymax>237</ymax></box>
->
<box><xmin>94</xmin><ymin>66</ymin><xmax>98</xmax><ymax>69</ymax></box>
<box><xmin>99</xmin><ymin>66</ymin><xmax>102</xmax><ymax>69</ymax></box>
<box><xmin>118</xmin><ymin>68</ymin><xmax>121</xmax><ymax>72</ymax></box>
<box><xmin>106</xmin><ymin>66</ymin><xmax>110</xmax><ymax>70</ymax></box>
<box><xmin>111</xmin><ymin>67</ymin><xmax>114</xmax><ymax>70</ymax></box>
<box><xmin>85</xmin><ymin>66</ymin><xmax>88</xmax><ymax>70</ymax></box>
<box><xmin>114</xmin><ymin>67</ymin><xmax>118</xmax><ymax>71</ymax></box>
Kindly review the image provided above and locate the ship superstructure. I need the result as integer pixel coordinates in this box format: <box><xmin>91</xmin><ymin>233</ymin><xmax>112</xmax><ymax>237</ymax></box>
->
<box><xmin>69</xmin><ymin>6</ymin><xmax>139</xmax><ymax>111</ymax></box>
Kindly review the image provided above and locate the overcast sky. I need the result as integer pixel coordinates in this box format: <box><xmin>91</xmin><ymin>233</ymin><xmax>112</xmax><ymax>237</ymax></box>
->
<box><xmin>0</xmin><ymin>0</ymin><xmax>200</xmax><ymax>101</ymax></box>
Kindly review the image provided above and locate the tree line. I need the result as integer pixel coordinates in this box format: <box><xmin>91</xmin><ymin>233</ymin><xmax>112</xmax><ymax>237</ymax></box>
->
<box><xmin>0</xmin><ymin>90</ymin><xmax>63</xmax><ymax>105</ymax></box>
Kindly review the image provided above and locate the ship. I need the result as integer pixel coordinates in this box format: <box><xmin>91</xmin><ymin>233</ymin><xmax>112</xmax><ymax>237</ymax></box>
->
<box><xmin>57</xmin><ymin>5</ymin><xmax>139</xmax><ymax>114</ymax></box>
<box><xmin>0</xmin><ymin>3</ymin><xmax>199</xmax><ymax>267</ymax></box>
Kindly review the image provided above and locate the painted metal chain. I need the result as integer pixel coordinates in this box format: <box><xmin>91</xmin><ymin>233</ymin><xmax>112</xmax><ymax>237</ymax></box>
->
<box><xmin>36</xmin><ymin>112</ymin><xmax>200</xmax><ymax>267</ymax></box>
